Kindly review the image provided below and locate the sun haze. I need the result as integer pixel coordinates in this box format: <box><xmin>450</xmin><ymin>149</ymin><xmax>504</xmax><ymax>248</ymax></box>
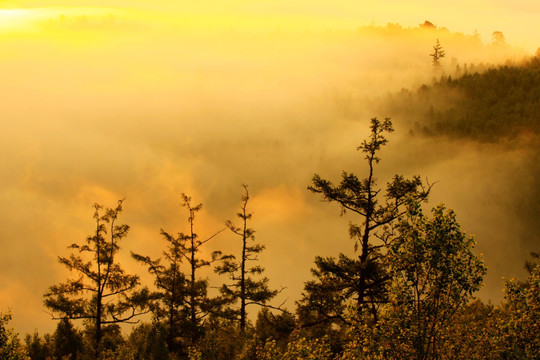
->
<box><xmin>0</xmin><ymin>0</ymin><xmax>538</xmax><ymax>337</ymax></box>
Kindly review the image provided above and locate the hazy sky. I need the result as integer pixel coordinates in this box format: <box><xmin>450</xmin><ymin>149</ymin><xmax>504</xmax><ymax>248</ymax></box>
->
<box><xmin>0</xmin><ymin>0</ymin><xmax>538</xmax><ymax>335</ymax></box>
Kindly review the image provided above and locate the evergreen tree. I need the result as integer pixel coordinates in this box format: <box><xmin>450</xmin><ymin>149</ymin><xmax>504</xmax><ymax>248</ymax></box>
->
<box><xmin>430</xmin><ymin>39</ymin><xmax>446</xmax><ymax>69</ymax></box>
<box><xmin>132</xmin><ymin>228</ymin><xmax>190</xmax><ymax>354</ymax></box>
<box><xmin>216</xmin><ymin>185</ymin><xmax>280</xmax><ymax>332</ymax></box>
<box><xmin>135</xmin><ymin>194</ymin><xmax>225</xmax><ymax>347</ymax></box>
<box><xmin>43</xmin><ymin>200</ymin><xmax>149</xmax><ymax>358</ymax></box>
<box><xmin>53</xmin><ymin>319</ymin><xmax>83</xmax><ymax>360</ymax></box>
<box><xmin>298</xmin><ymin>118</ymin><xmax>431</xmax><ymax>328</ymax></box>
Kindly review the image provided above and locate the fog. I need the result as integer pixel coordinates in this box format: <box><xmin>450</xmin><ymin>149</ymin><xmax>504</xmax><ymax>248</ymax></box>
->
<box><xmin>0</xmin><ymin>5</ymin><xmax>538</xmax><ymax>335</ymax></box>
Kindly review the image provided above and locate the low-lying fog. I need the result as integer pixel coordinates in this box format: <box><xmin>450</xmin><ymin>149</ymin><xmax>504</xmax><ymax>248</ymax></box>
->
<box><xmin>0</xmin><ymin>8</ymin><xmax>537</xmax><ymax>334</ymax></box>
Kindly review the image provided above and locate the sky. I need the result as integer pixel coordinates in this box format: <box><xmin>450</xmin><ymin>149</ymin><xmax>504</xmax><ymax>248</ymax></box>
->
<box><xmin>0</xmin><ymin>0</ymin><xmax>539</xmax><ymax>335</ymax></box>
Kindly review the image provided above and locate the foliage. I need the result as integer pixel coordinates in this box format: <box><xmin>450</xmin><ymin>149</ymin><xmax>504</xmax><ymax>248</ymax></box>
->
<box><xmin>499</xmin><ymin>252</ymin><xmax>540</xmax><ymax>359</ymax></box>
<box><xmin>0</xmin><ymin>313</ymin><xmax>28</xmax><ymax>360</ymax></box>
<box><xmin>133</xmin><ymin>193</ymin><xmax>225</xmax><ymax>348</ymax></box>
<box><xmin>123</xmin><ymin>322</ymin><xmax>170</xmax><ymax>360</ymax></box>
<box><xmin>391</xmin><ymin>56</ymin><xmax>540</xmax><ymax>141</ymax></box>
<box><xmin>299</xmin><ymin>117</ymin><xmax>430</xmax><ymax>328</ymax></box>
<box><xmin>53</xmin><ymin>319</ymin><xmax>83</xmax><ymax>360</ymax></box>
<box><xmin>254</xmin><ymin>308</ymin><xmax>296</xmax><ymax>351</ymax></box>
<box><xmin>386</xmin><ymin>201</ymin><xmax>486</xmax><ymax>359</ymax></box>
<box><xmin>43</xmin><ymin>200</ymin><xmax>149</xmax><ymax>358</ymax></box>
<box><xmin>342</xmin><ymin>201</ymin><xmax>486</xmax><ymax>360</ymax></box>
<box><xmin>216</xmin><ymin>185</ymin><xmax>279</xmax><ymax>332</ymax></box>
<box><xmin>430</xmin><ymin>39</ymin><xmax>445</xmax><ymax>69</ymax></box>
<box><xmin>131</xmin><ymin>226</ymin><xmax>190</xmax><ymax>354</ymax></box>
<box><xmin>256</xmin><ymin>334</ymin><xmax>334</xmax><ymax>360</ymax></box>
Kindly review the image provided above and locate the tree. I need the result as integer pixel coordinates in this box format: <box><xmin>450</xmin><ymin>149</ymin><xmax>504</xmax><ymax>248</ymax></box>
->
<box><xmin>342</xmin><ymin>201</ymin><xmax>486</xmax><ymax>360</ymax></box>
<box><xmin>298</xmin><ymin>117</ymin><xmax>430</xmax><ymax>328</ymax></box>
<box><xmin>53</xmin><ymin>319</ymin><xmax>83</xmax><ymax>360</ymax></box>
<box><xmin>132</xmin><ymin>228</ymin><xmax>190</xmax><ymax>354</ymax></box>
<box><xmin>0</xmin><ymin>313</ymin><xmax>28</xmax><ymax>360</ymax></box>
<box><xmin>430</xmin><ymin>39</ymin><xmax>445</xmax><ymax>69</ymax></box>
<box><xmin>500</xmin><ymin>251</ymin><xmax>540</xmax><ymax>359</ymax></box>
<box><xmin>492</xmin><ymin>31</ymin><xmax>506</xmax><ymax>45</ymax></box>
<box><xmin>385</xmin><ymin>201</ymin><xmax>486</xmax><ymax>359</ymax></box>
<box><xmin>43</xmin><ymin>200</ymin><xmax>149</xmax><ymax>358</ymax></box>
<box><xmin>135</xmin><ymin>193</ymin><xmax>225</xmax><ymax>348</ymax></box>
<box><xmin>216</xmin><ymin>185</ymin><xmax>280</xmax><ymax>332</ymax></box>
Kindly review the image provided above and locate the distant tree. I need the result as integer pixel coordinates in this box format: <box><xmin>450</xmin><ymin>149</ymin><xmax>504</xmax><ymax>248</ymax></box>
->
<box><xmin>216</xmin><ymin>185</ymin><xmax>280</xmax><ymax>332</ymax></box>
<box><xmin>492</xmin><ymin>31</ymin><xmax>506</xmax><ymax>45</ymax></box>
<box><xmin>420</xmin><ymin>20</ymin><xmax>436</xmax><ymax>29</ymax></box>
<box><xmin>43</xmin><ymin>200</ymin><xmax>149</xmax><ymax>359</ymax></box>
<box><xmin>430</xmin><ymin>39</ymin><xmax>446</xmax><ymax>69</ymax></box>
<box><xmin>298</xmin><ymin>118</ymin><xmax>431</xmax><ymax>329</ymax></box>
<box><xmin>0</xmin><ymin>313</ymin><xmax>28</xmax><ymax>360</ymax></box>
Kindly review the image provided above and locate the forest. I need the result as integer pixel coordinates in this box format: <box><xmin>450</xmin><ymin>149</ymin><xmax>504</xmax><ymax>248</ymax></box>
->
<box><xmin>1</xmin><ymin>17</ymin><xmax>540</xmax><ymax>359</ymax></box>
<box><xmin>2</xmin><ymin>53</ymin><xmax>540</xmax><ymax>358</ymax></box>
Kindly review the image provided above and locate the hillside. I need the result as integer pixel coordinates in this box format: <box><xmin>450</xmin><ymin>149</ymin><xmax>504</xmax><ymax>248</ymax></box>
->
<box><xmin>389</xmin><ymin>55</ymin><xmax>540</xmax><ymax>141</ymax></box>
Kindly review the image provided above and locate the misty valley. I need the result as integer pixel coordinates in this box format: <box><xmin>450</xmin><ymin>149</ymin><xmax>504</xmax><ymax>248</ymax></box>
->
<box><xmin>1</xmin><ymin>9</ymin><xmax>539</xmax><ymax>360</ymax></box>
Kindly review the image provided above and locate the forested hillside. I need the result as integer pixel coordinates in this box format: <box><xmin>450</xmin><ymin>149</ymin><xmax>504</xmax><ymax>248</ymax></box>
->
<box><xmin>389</xmin><ymin>55</ymin><xmax>540</xmax><ymax>141</ymax></box>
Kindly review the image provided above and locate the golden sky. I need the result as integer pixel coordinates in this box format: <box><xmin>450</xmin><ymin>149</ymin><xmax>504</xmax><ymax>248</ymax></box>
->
<box><xmin>0</xmin><ymin>0</ymin><xmax>538</xmax><ymax>336</ymax></box>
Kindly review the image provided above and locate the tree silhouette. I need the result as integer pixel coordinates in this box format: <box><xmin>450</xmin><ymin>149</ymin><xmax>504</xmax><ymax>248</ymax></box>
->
<box><xmin>134</xmin><ymin>193</ymin><xmax>225</xmax><ymax>347</ymax></box>
<box><xmin>131</xmin><ymin>228</ymin><xmax>190</xmax><ymax>355</ymax></box>
<box><xmin>215</xmin><ymin>185</ymin><xmax>280</xmax><ymax>332</ymax></box>
<box><xmin>430</xmin><ymin>39</ymin><xmax>446</xmax><ymax>69</ymax></box>
<box><xmin>299</xmin><ymin>117</ymin><xmax>431</xmax><ymax>328</ymax></box>
<box><xmin>43</xmin><ymin>200</ymin><xmax>149</xmax><ymax>358</ymax></box>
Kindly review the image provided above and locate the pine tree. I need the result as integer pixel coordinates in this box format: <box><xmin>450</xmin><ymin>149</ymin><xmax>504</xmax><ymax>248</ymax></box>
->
<box><xmin>430</xmin><ymin>39</ymin><xmax>446</xmax><ymax>69</ymax></box>
<box><xmin>44</xmin><ymin>200</ymin><xmax>149</xmax><ymax>358</ymax></box>
<box><xmin>216</xmin><ymin>185</ymin><xmax>279</xmax><ymax>332</ymax></box>
<box><xmin>298</xmin><ymin>118</ymin><xmax>431</xmax><ymax>327</ymax></box>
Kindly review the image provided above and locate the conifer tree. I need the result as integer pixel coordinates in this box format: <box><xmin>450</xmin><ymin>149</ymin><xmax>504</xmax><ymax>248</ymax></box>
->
<box><xmin>216</xmin><ymin>185</ymin><xmax>279</xmax><ymax>332</ymax></box>
<box><xmin>430</xmin><ymin>39</ymin><xmax>446</xmax><ymax>69</ymax></box>
<box><xmin>44</xmin><ymin>200</ymin><xmax>148</xmax><ymax>358</ymax></box>
<box><xmin>298</xmin><ymin>118</ymin><xmax>431</xmax><ymax>328</ymax></box>
<box><xmin>134</xmin><ymin>194</ymin><xmax>225</xmax><ymax>348</ymax></box>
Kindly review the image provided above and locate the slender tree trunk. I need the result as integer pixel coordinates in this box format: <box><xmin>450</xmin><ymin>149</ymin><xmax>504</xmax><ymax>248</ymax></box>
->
<box><xmin>358</xmin><ymin>154</ymin><xmax>375</xmax><ymax>314</ymax></box>
<box><xmin>240</xmin><ymin>207</ymin><xmax>247</xmax><ymax>332</ymax></box>
<box><xmin>95</xmin><ymin>293</ymin><xmax>102</xmax><ymax>359</ymax></box>
<box><xmin>189</xmin><ymin>216</ymin><xmax>197</xmax><ymax>343</ymax></box>
<box><xmin>95</xmin><ymin>220</ymin><xmax>103</xmax><ymax>359</ymax></box>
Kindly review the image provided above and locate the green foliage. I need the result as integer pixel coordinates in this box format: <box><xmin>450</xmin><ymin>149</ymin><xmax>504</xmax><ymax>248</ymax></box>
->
<box><xmin>25</xmin><ymin>331</ymin><xmax>51</xmax><ymax>360</ymax></box>
<box><xmin>134</xmin><ymin>193</ymin><xmax>226</xmax><ymax>350</ymax></box>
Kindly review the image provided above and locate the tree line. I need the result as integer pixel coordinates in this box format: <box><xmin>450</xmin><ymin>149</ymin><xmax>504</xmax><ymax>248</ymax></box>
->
<box><xmin>388</xmin><ymin>54</ymin><xmax>540</xmax><ymax>142</ymax></box>
<box><xmin>1</xmin><ymin>118</ymin><xmax>539</xmax><ymax>360</ymax></box>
